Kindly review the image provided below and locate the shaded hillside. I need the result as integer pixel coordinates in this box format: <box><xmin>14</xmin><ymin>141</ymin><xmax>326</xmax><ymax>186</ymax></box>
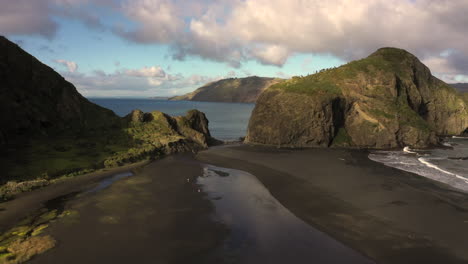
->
<box><xmin>0</xmin><ymin>36</ymin><xmax>119</xmax><ymax>145</ymax></box>
<box><xmin>0</xmin><ymin>36</ymin><xmax>216</xmax><ymax>188</ymax></box>
<box><xmin>247</xmin><ymin>48</ymin><xmax>468</xmax><ymax>148</ymax></box>
<box><xmin>170</xmin><ymin>76</ymin><xmax>281</xmax><ymax>103</ymax></box>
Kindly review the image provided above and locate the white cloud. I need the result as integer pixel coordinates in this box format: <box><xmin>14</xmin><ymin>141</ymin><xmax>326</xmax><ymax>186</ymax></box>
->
<box><xmin>0</xmin><ymin>0</ymin><xmax>57</xmax><ymax>38</ymax></box>
<box><xmin>250</xmin><ymin>44</ymin><xmax>290</xmax><ymax>66</ymax></box>
<box><xmin>54</xmin><ymin>59</ymin><xmax>78</xmax><ymax>72</ymax></box>
<box><xmin>58</xmin><ymin>65</ymin><xmax>225</xmax><ymax>97</ymax></box>
<box><xmin>115</xmin><ymin>0</ymin><xmax>468</xmax><ymax>72</ymax></box>
<box><xmin>116</xmin><ymin>0</ymin><xmax>184</xmax><ymax>43</ymax></box>
<box><xmin>4</xmin><ymin>0</ymin><xmax>468</xmax><ymax>77</ymax></box>
<box><xmin>125</xmin><ymin>66</ymin><xmax>166</xmax><ymax>78</ymax></box>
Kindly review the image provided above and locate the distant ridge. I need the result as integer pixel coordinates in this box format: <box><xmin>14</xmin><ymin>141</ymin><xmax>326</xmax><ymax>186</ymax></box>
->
<box><xmin>169</xmin><ymin>76</ymin><xmax>282</xmax><ymax>103</ymax></box>
<box><xmin>450</xmin><ymin>83</ymin><xmax>468</xmax><ymax>93</ymax></box>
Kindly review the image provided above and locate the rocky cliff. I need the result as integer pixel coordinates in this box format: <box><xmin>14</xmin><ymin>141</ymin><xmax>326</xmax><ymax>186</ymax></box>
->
<box><xmin>246</xmin><ymin>48</ymin><xmax>468</xmax><ymax>148</ymax></box>
<box><xmin>169</xmin><ymin>76</ymin><xmax>281</xmax><ymax>103</ymax></box>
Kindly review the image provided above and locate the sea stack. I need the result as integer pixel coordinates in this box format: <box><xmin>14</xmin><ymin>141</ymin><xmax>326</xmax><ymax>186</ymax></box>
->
<box><xmin>246</xmin><ymin>48</ymin><xmax>468</xmax><ymax>148</ymax></box>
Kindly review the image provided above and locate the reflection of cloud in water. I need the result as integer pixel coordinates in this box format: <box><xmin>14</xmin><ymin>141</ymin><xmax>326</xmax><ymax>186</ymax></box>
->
<box><xmin>198</xmin><ymin>165</ymin><xmax>373</xmax><ymax>264</ymax></box>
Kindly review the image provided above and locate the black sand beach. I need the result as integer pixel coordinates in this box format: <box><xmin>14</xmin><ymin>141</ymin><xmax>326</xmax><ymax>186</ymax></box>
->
<box><xmin>197</xmin><ymin>145</ymin><xmax>468</xmax><ymax>263</ymax></box>
<box><xmin>1</xmin><ymin>145</ymin><xmax>468</xmax><ymax>263</ymax></box>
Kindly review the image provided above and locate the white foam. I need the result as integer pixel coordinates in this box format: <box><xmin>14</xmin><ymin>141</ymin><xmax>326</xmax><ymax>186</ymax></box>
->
<box><xmin>418</xmin><ymin>157</ymin><xmax>468</xmax><ymax>183</ymax></box>
<box><xmin>403</xmin><ymin>146</ymin><xmax>417</xmax><ymax>154</ymax></box>
<box><xmin>369</xmin><ymin>149</ymin><xmax>468</xmax><ymax>192</ymax></box>
<box><xmin>452</xmin><ymin>136</ymin><xmax>468</xmax><ymax>139</ymax></box>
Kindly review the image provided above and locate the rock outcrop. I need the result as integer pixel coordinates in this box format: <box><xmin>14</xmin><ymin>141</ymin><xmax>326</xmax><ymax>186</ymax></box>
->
<box><xmin>169</xmin><ymin>76</ymin><xmax>281</xmax><ymax>103</ymax></box>
<box><xmin>246</xmin><ymin>48</ymin><xmax>468</xmax><ymax>148</ymax></box>
<box><xmin>125</xmin><ymin>109</ymin><xmax>215</xmax><ymax>149</ymax></box>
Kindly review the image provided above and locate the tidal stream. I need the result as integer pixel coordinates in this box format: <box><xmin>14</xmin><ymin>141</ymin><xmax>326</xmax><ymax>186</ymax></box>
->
<box><xmin>198</xmin><ymin>164</ymin><xmax>373</xmax><ymax>264</ymax></box>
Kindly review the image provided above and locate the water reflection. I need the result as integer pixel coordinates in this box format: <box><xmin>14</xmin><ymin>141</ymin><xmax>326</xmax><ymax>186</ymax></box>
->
<box><xmin>87</xmin><ymin>172</ymin><xmax>133</xmax><ymax>193</ymax></box>
<box><xmin>198</xmin><ymin>165</ymin><xmax>373</xmax><ymax>264</ymax></box>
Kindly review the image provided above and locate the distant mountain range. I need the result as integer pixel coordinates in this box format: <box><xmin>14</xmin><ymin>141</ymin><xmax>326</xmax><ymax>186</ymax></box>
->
<box><xmin>450</xmin><ymin>83</ymin><xmax>468</xmax><ymax>93</ymax></box>
<box><xmin>169</xmin><ymin>76</ymin><xmax>282</xmax><ymax>103</ymax></box>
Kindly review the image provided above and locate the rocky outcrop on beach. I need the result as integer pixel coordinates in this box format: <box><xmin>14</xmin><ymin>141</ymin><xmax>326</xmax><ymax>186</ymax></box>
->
<box><xmin>123</xmin><ymin>109</ymin><xmax>216</xmax><ymax>152</ymax></box>
<box><xmin>246</xmin><ymin>48</ymin><xmax>468</xmax><ymax>148</ymax></box>
<box><xmin>169</xmin><ymin>76</ymin><xmax>281</xmax><ymax>103</ymax></box>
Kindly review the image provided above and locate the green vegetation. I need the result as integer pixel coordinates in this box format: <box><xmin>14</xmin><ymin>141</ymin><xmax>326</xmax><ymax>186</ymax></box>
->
<box><xmin>271</xmin><ymin>75</ymin><xmax>342</xmax><ymax>96</ymax></box>
<box><xmin>368</xmin><ymin>108</ymin><xmax>394</xmax><ymax>119</ymax></box>
<box><xmin>395</xmin><ymin>96</ymin><xmax>432</xmax><ymax>132</ymax></box>
<box><xmin>0</xmin><ymin>207</ymin><xmax>78</xmax><ymax>264</ymax></box>
<box><xmin>272</xmin><ymin>47</ymin><xmax>417</xmax><ymax>97</ymax></box>
<box><xmin>331</xmin><ymin>128</ymin><xmax>353</xmax><ymax>146</ymax></box>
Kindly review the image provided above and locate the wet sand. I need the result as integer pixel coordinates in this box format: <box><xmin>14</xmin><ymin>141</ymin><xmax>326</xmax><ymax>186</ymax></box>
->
<box><xmin>27</xmin><ymin>155</ymin><xmax>227</xmax><ymax>264</ymax></box>
<box><xmin>197</xmin><ymin>145</ymin><xmax>468</xmax><ymax>264</ymax></box>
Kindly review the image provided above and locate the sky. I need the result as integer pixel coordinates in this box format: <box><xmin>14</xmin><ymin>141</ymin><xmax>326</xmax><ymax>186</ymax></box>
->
<box><xmin>1</xmin><ymin>0</ymin><xmax>468</xmax><ymax>98</ymax></box>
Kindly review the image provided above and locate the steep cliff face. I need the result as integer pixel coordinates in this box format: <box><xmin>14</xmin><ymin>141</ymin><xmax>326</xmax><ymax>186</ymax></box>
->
<box><xmin>0</xmin><ymin>36</ymin><xmax>119</xmax><ymax>145</ymax></box>
<box><xmin>169</xmin><ymin>76</ymin><xmax>281</xmax><ymax>103</ymax></box>
<box><xmin>246</xmin><ymin>48</ymin><xmax>468</xmax><ymax>148</ymax></box>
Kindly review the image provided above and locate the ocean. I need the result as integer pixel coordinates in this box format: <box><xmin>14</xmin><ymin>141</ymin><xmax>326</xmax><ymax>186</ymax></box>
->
<box><xmin>369</xmin><ymin>137</ymin><xmax>468</xmax><ymax>192</ymax></box>
<box><xmin>90</xmin><ymin>98</ymin><xmax>255</xmax><ymax>141</ymax></box>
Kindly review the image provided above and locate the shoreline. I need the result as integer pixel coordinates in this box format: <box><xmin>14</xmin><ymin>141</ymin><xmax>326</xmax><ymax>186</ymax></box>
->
<box><xmin>197</xmin><ymin>144</ymin><xmax>468</xmax><ymax>263</ymax></box>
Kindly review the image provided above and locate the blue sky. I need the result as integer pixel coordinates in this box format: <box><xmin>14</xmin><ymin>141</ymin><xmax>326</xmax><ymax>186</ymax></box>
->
<box><xmin>2</xmin><ymin>0</ymin><xmax>468</xmax><ymax>97</ymax></box>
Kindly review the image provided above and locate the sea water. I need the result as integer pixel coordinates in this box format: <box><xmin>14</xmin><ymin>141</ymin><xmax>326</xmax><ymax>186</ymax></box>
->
<box><xmin>90</xmin><ymin>98</ymin><xmax>255</xmax><ymax>141</ymax></box>
<box><xmin>369</xmin><ymin>137</ymin><xmax>468</xmax><ymax>192</ymax></box>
